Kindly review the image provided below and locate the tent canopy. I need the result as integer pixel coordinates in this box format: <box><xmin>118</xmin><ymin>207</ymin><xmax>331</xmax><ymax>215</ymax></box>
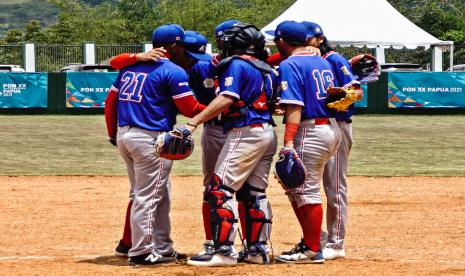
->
<box><xmin>261</xmin><ymin>0</ymin><xmax>453</xmax><ymax>49</ymax></box>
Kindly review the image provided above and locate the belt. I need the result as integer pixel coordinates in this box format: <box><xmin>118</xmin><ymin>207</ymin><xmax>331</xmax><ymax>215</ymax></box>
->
<box><xmin>314</xmin><ymin>118</ymin><xmax>330</xmax><ymax>125</ymax></box>
<box><xmin>249</xmin><ymin>123</ymin><xmax>264</xmax><ymax>129</ymax></box>
<box><xmin>337</xmin><ymin>118</ymin><xmax>352</xmax><ymax>124</ymax></box>
<box><xmin>204</xmin><ymin>119</ymin><xmax>223</xmax><ymax>126</ymax></box>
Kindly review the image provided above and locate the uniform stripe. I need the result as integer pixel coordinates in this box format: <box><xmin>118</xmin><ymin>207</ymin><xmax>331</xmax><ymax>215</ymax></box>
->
<box><xmin>110</xmin><ymin>85</ymin><xmax>119</xmax><ymax>92</ymax></box>
<box><xmin>335</xmin><ymin>146</ymin><xmax>342</xmax><ymax>247</ymax></box>
<box><xmin>220</xmin><ymin>91</ymin><xmax>240</xmax><ymax>99</ymax></box>
<box><xmin>298</xmin><ymin>128</ymin><xmax>307</xmax><ymax>205</ymax></box>
<box><xmin>280</xmin><ymin>99</ymin><xmax>305</xmax><ymax>106</ymax></box>
<box><xmin>220</xmin><ymin>131</ymin><xmax>242</xmax><ymax>183</ymax></box>
<box><xmin>172</xmin><ymin>91</ymin><xmax>193</xmax><ymax>99</ymax></box>
<box><xmin>144</xmin><ymin>158</ymin><xmax>164</xmax><ymax>251</ymax></box>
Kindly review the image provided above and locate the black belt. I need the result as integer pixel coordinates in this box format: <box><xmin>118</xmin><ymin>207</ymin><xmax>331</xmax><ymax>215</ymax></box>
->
<box><xmin>337</xmin><ymin>119</ymin><xmax>352</xmax><ymax>124</ymax></box>
<box><xmin>204</xmin><ymin>119</ymin><xmax>223</xmax><ymax>126</ymax></box>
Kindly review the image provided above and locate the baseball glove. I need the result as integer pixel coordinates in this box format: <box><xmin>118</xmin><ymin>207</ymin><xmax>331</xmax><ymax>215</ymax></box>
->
<box><xmin>274</xmin><ymin>147</ymin><xmax>307</xmax><ymax>190</ymax></box>
<box><xmin>349</xmin><ymin>54</ymin><xmax>381</xmax><ymax>84</ymax></box>
<box><xmin>154</xmin><ymin>126</ymin><xmax>194</xmax><ymax>160</ymax></box>
<box><xmin>326</xmin><ymin>86</ymin><xmax>361</xmax><ymax>112</ymax></box>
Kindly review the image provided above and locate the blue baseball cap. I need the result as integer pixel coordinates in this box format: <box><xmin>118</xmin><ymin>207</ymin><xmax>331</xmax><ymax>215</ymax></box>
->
<box><xmin>215</xmin><ymin>19</ymin><xmax>240</xmax><ymax>38</ymax></box>
<box><xmin>184</xmin><ymin>31</ymin><xmax>212</xmax><ymax>61</ymax></box>
<box><xmin>301</xmin><ymin>21</ymin><xmax>324</xmax><ymax>38</ymax></box>
<box><xmin>151</xmin><ymin>24</ymin><xmax>196</xmax><ymax>44</ymax></box>
<box><xmin>265</xmin><ymin>21</ymin><xmax>308</xmax><ymax>45</ymax></box>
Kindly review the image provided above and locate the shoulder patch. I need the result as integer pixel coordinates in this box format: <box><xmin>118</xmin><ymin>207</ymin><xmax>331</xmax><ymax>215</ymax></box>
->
<box><xmin>224</xmin><ymin>77</ymin><xmax>234</xmax><ymax>87</ymax></box>
<box><xmin>341</xmin><ymin>66</ymin><xmax>350</xmax><ymax>75</ymax></box>
<box><xmin>281</xmin><ymin>81</ymin><xmax>288</xmax><ymax>91</ymax></box>
<box><xmin>203</xmin><ymin>78</ymin><xmax>215</xmax><ymax>88</ymax></box>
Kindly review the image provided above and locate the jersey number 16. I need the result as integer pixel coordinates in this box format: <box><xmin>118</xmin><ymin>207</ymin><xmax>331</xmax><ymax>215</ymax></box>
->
<box><xmin>312</xmin><ymin>69</ymin><xmax>334</xmax><ymax>100</ymax></box>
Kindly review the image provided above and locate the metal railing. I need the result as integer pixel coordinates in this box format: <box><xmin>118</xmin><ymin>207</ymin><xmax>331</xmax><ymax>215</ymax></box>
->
<box><xmin>35</xmin><ymin>45</ymin><xmax>82</xmax><ymax>72</ymax></box>
<box><xmin>96</xmin><ymin>45</ymin><xmax>144</xmax><ymax>64</ymax></box>
<box><xmin>0</xmin><ymin>45</ymin><xmax>23</xmax><ymax>65</ymax></box>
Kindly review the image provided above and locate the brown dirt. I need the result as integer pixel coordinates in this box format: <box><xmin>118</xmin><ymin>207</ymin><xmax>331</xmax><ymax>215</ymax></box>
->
<box><xmin>1</xmin><ymin>176</ymin><xmax>465</xmax><ymax>275</ymax></box>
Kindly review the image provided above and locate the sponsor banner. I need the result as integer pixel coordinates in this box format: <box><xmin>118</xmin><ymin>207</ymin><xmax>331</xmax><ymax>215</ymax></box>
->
<box><xmin>388</xmin><ymin>72</ymin><xmax>465</xmax><ymax>108</ymax></box>
<box><xmin>66</xmin><ymin>72</ymin><xmax>118</xmax><ymax>108</ymax></box>
<box><xmin>0</xmin><ymin>73</ymin><xmax>48</xmax><ymax>108</ymax></box>
<box><xmin>354</xmin><ymin>84</ymin><xmax>367</xmax><ymax>108</ymax></box>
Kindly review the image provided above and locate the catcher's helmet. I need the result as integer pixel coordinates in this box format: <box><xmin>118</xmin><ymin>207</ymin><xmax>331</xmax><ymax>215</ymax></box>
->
<box><xmin>220</xmin><ymin>23</ymin><xmax>266</xmax><ymax>58</ymax></box>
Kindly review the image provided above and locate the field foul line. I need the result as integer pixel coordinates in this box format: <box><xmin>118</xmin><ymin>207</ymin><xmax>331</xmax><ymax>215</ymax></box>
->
<box><xmin>0</xmin><ymin>255</ymin><xmax>101</xmax><ymax>261</ymax></box>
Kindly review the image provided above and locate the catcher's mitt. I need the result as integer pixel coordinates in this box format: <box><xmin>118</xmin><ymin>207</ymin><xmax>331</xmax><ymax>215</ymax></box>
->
<box><xmin>326</xmin><ymin>86</ymin><xmax>361</xmax><ymax>112</ymax></box>
<box><xmin>154</xmin><ymin>126</ymin><xmax>194</xmax><ymax>160</ymax></box>
<box><xmin>274</xmin><ymin>147</ymin><xmax>307</xmax><ymax>190</ymax></box>
<box><xmin>349</xmin><ymin>54</ymin><xmax>381</xmax><ymax>84</ymax></box>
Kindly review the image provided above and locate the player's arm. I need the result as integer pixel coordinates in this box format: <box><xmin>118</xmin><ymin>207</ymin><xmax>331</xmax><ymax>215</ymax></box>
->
<box><xmin>109</xmin><ymin>48</ymin><xmax>167</xmax><ymax>70</ymax></box>
<box><xmin>186</xmin><ymin>95</ymin><xmax>234</xmax><ymax>131</ymax></box>
<box><xmin>331</xmin><ymin>55</ymin><xmax>363</xmax><ymax>100</ymax></box>
<box><xmin>104</xmin><ymin>86</ymin><xmax>119</xmax><ymax>145</ymax></box>
<box><xmin>283</xmin><ymin>105</ymin><xmax>302</xmax><ymax>148</ymax></box>
<box><xmin>169</xmin><ymin>68</ymin><xmax>206</xmax><ymax>118</ymax></box>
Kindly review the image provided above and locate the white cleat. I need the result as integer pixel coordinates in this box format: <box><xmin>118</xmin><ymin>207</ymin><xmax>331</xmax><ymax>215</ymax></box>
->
<box><xmin>276</xmin><ymin>243</ymin><xmax>324</xmax><ymax>264</ymax></box>
<box><xmin>187</xmin><ymin>245</ymin><xmax>238</xmax><ymax>267</ymax></box>
<box><xmin>322</xmin><ymin>247</ymin><xmax>346</xmax><ymax>260</ymax></box>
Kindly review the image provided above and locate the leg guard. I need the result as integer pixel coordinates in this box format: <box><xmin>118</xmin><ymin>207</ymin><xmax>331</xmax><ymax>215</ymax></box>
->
<box><xmin>206</xmin><ymin>175</ymin><xmax>238</xmax><ymax>249</ymax></box>
<box><xmin>236</xmin><ymin>183</ymin><xmax>272</xmax><ymax>263</ymax></box>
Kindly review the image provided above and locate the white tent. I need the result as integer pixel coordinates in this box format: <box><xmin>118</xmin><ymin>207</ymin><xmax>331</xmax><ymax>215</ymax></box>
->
<box><xmin>261</xmin><ymin>0</ymin><xmax>454</xmax><ymax>70</ymax></box>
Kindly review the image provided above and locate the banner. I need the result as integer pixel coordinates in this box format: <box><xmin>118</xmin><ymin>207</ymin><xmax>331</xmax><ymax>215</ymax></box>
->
<box><xmin>354</xmin><ymin>84</ymin><xmax>368</xmax><ymax>108</ymax></box>
<box><xmin>66</xmin><ymin>72</ymin><xmax>118</xmax><ymax>108</ymax></box>
<box><xmin>388</xmin><ymin>72</ymin><xmax>465</xmax><ymax>108</ymax></box>
<box><xmin>0</xmin><ymin>73</ymin><xmax>47</xmax><ymax>108</ymax></box>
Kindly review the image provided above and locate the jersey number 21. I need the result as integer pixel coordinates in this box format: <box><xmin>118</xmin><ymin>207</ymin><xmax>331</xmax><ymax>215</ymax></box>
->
<box><xmin>119</xmin><ymin>71</ymin><xmax>147</xmax><ymax>103</ymax></box>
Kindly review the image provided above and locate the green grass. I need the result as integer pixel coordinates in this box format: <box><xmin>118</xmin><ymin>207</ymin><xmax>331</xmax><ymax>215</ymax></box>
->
<box><xmin>0</xmin><ymin>115</ymin><xmax>464</xmax><ymax>176</ymax></box>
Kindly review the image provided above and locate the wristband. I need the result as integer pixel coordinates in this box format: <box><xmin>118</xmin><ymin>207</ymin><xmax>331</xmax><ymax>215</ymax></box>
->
<box><xmin>187</xmin><ymin>123</ymin><xmax>197</xmax><ymax>128</ymax></box>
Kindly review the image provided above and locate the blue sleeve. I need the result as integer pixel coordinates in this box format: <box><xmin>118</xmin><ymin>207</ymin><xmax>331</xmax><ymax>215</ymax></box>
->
<box><xmin>167</xmin><ymin>67</ymin><xmax>194</xmax><ymax>100</ymax></box>
<box><xmin>278</xmin><ymin>61</ymin><xmax>305</xmax><ymax>106</ymax></box>
<box><xmin>111</xmin><ymin>71</ymin><xmax>123</xmax><ymax>92</ymax></box>
<box><xmin>218</xmin><ymin>61</ymin><xmax>244</xmax><ymax>100</ymax></box>
<box><xmin>330</xmin><ymin>55</ymin><xmax>358</xmax><ymax>87</ymax></box>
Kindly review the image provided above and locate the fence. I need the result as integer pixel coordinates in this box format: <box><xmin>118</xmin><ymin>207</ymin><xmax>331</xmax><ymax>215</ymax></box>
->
<box><xmin>95</xmin><ymin>45</ymin><xmax>144</xmax><ymax>64</ymax></box>
<box><xmin>1</xmin><ymin>43</ymin><xmax>464</xmax><ymax>72</ymax></box>
<box><xmin>0</xmin><ymin>45</ymin><xmax>23</xmax><ymax>65</ymax></box>
<box><xmin>35</xmin><ymin>45</ymin><xmax>82</xmax><ymax>72</ymax></box>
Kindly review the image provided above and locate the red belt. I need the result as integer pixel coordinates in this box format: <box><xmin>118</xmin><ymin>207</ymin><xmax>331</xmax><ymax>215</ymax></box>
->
<box><xmin>250</xmin><ymin>123</ymin><xmax>263</xmax><ymax>129</ymax></box>
<box><xmin>314</xmin><ymin>118</ymin><xmax>330</xmax><ymax>125</ymax></box>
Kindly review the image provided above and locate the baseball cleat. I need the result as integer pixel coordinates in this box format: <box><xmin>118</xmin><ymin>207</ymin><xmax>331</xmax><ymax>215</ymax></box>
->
<box><xmin>128</xmin><ymin>251</ymin><xmax>177</xmax><ymax>265</ymax></box>
<box><xmin>322</xmin><ymin>247</ymin><xmax>346</xmax><ymax>260</ymax></box>
<box><xmin>162</xmin><ymin>249</ymin><xmax>188</xmax><ymax>261</ymax></box>
<box><xmin>187</xmin><ymin>245</ymin><xmax>238</xmax><ymax>267</ymax></box>
<box><xmin>239</xmin><ymin>244</ymin><xmax>271</xmax><ymax>264</ymax></box>
<box><xmin>276</xmin><ymin>243</ymin><xmax>325</xmax><ymax>264</ymax></box>
<box><xmin>197</xmin><ymin>240</ymin><xmax>215</xmax><ymax>256</ymax></box>
<box><xmin>115</xmin><ymin>240</ymin><xmax>130</xmax><ymax>257</ymax></box>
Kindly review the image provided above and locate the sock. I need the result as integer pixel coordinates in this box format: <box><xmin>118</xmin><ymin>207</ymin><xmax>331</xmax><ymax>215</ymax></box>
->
<box><xmin>291</xmin><ymin>201</ymin><xmax>304</xmax><ymax>228</ymax></box>
<box><xmin>298</xmin><ymin>204</ymin><xmax>323</xmax><ymax>252</ymax></box>
<box><xmin>202</xmin><ymin>201</ymin><xmax>212</xmax><ymax>240</ymax></box>
<box><xmin>121</xmin><ymin>200</ymin><xmax>133</xmax><ymax>247</ymax></box>
<box><xmin>238</xmin><ymin>202</ymin><xmax>247</xmax><ymax>243</ymax></box>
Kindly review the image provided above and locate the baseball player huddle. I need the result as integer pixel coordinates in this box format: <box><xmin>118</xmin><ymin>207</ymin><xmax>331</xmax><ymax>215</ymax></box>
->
<box><xmin>104</xmin><ymin>19</ymin><xmax>363</xmax><ymax>266</ymax></box>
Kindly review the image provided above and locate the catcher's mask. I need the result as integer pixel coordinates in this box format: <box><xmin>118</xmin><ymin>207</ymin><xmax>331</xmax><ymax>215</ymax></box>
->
<box><xmin>220</xmin><ymin>23</ymin><xmax>265</xmax><ymax>58</ymax></box>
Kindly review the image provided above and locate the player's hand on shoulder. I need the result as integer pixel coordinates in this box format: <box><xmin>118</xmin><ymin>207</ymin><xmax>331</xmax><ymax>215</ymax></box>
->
<box><xmin>136</xmin><ymin>48</ymin><xmax>167</xmax><ymax>62</ymax></box>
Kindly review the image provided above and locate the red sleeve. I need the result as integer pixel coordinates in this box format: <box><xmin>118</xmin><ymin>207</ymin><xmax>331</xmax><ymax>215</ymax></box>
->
<box><xmin>267</xmin><ymin>52</ymin><xmax>284</xmax><ymax>67</ymax></box>
<box><xmin>104</xmin><ymin>89</ymin><xmax>119</xmax><ymax>138</ymax></box>
<box><xmin>109</xmin><ymin>53</ymin><xmax>138</xmax><ymax>70</ymax></box>
<box><xmin>173</xmin><ymin>95</ymin><xmax>206</xmax><ymax>118</ymax></box>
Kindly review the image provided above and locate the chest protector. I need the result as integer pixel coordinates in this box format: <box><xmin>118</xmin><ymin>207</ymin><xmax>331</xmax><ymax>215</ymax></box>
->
<box><xmin>216</xmin><ymin>55</ymin><xmax>277</xmax><ymax>121</ymax></box>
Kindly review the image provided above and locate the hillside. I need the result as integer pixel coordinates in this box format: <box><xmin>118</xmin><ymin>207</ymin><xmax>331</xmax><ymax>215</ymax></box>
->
<box><xmin>0</xmin><ymin>0</ymin><xmax>108</xmax><ymax>37</ymax></box>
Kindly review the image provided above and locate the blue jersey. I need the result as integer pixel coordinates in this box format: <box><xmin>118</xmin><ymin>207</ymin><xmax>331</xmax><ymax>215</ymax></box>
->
<box><xmin>112</xmin><ymin>59</ymin><xmax>193</xmax><ymax>131</ymax></box>
<box><xmin>279</xmin><ymin>51</ymin><xmax>335</xmax><ymax>120</ymax></box>
<box><xmin>189</xmin><ymin>60</ymin><xmax>217</xmax><ymax>105</ymax></box>
<box><xmin>323</xmin><ymin>51</ymin><xmax>360</xmax><ymax>121</ymax></box>
<box><xmin>218</xmin><ymin>58</ymin><xmax>276</xmax><ymax>132</ymax></box>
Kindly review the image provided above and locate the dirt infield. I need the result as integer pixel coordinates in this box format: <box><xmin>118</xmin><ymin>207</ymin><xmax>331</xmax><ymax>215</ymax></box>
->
<box><xmin>1</xmin><ymin>176</ymin><xmax>465</xmax><ymax>275</ymax></box>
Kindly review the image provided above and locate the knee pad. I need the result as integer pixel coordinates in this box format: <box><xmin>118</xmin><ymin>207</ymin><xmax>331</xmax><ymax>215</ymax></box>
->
<box><xmin>236</xmin><ymin>183</ymin><xmax>272</xmax><ymax>245</ymax></box>
<box><xmin>206</xmin><ymin>176</ymin><xmax>238</xmax><ymax>247</ymax></box>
